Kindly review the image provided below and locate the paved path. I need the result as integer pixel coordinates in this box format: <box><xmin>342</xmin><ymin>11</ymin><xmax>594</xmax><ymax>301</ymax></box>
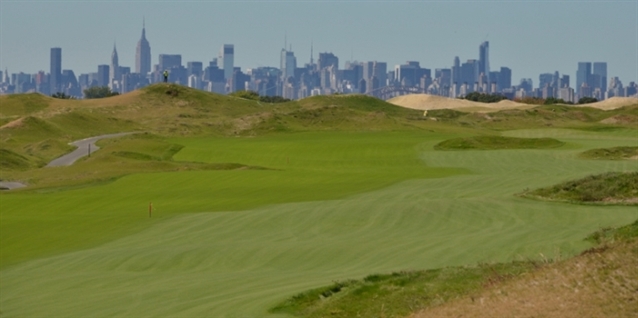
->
<box><xmin>46</xmin><ymin>132</ymin><xmax>135</xmax><ymax>167</ymax></box>
<box><xmin>0</xmin><ymin>181</ymin><xmax>27</xmax><ymax>190</ymax></box>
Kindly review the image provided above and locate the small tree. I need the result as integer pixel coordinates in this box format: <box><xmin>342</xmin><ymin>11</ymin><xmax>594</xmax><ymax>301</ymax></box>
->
<box><xmin>51</xmin><ymin>92</ymin><xmax>74</xmax><ymax>99</ymax></box>
<box><xmin>229</xmin><ymin>90</ymin><xmax>260</xmax><ymax>100</ymax></box>
<box><xmin>83</xmin><ymin>86</ymin><xmax>119</xmax><ymax>99</ymax></box>
<box><xmin>578</xmin><ymin>97</ymin><xmax>598</xmax><ymax>104</ymax></box>
<box><xmin>544</xmin><ymin>97</ymin><xmax>569</xmax><ymax>105</ymax></box>
<box><xmin>462</xmin><ymin>92</ymin><xmax>507</xmax><ymax>103</ymax></box>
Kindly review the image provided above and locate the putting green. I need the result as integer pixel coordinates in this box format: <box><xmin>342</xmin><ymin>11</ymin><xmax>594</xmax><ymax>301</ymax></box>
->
<box><xmin>1</xmin><ymin>129</ymin><xmax>637</xmax><ymax>316</ymax></box>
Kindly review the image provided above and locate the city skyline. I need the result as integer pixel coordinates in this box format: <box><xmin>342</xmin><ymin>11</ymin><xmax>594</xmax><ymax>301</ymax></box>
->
<box><xmin>1</xmin><ymin>0</ymin><xmax>636</xmax><ymax>85</ymax></box>
<box><xmin>6</xmin><ymin>33</ymin><xmax>634</xmax><ymax>103</ymax></box>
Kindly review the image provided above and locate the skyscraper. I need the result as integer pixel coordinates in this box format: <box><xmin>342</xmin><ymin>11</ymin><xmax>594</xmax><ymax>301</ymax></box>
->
<box><xmin>460</xmin><ymin>59</ymin><xmax>478</xmax><ymax>86</ymax></box>
<box><xmin>110</xmin><ymin>43</ymin><xmax>119</xmax><ymax>89</ymax></box>
<box><xmin>478</xmin><ymin>41</ymin><xmax>490</xmax><ymax>78</ymax></box>
<box><xmin>97</xmin><ymin>65</ymin><xmax>110</xmax><ymax>87</ymax></box>
<box><xmin>159</xmin><ymin>54</ymin><xmax>182</xmax><ymax>71</ymax></box>
<box><xmin>318</xmin><ymin>53</ymin><xmax>339</xmax><ymax>71</ymax></box>
<box><xmin>135</xmin><ymin>20</ymin><xmax>151</xmax><ymax>75</ymax></box>
<box><xmin>50</xmin><ymin>47</ymin><xmax>62</xmax><ymax>94</ymax></box>
<box><xmin>451</xmin><ymin>56</ymin><xmax>462</xmax><ymax>93</ymax></box>
<box><xmin>499</xmin><ymin>67</ymin><xmax>511</xmax><ymax>90</ymax></box>
<box><xmin>280</xmin><ymin>48</ymin><xmax>296</xmax><ymax>81</ymax></box>
<box><xmin>593</xmin><ymin>62</ymin><xmax>607</xmax><ymax>92</ymax></box>
<box><xmin>220</xmin><ymin>44</ymin><xmax>234</xmax><ymax>81</ymax></box>
<box><xmin>576</xmin><ymin>62</ymin><xmax>591</xmax><ymax>97</ymax></box>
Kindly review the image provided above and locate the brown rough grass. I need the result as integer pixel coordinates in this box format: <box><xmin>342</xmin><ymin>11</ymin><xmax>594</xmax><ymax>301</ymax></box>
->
<box><xmin>412</xmin><ymin>239</ymin><xmax>638</xmax><ymax>318</ymax></box>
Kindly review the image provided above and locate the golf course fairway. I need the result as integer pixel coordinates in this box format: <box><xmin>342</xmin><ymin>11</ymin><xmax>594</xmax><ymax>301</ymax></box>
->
<box><xmin>1</xmin><ymin>128</ymin><xmax>637</xmax><ymax>317</ymax></box>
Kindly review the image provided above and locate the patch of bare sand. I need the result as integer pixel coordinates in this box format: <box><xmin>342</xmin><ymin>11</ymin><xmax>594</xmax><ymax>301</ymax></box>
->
<box><xmin>411</xmin><ymin>240</ymin><xmax>638</xmax><ymax>318</ymax></box>
<box><xmin>576</xmin><ymin>97</ymin><xmax>638</xmax><ymax>110</ymax></box>
<box><xmin>388</xmin><ymin>94</ymin><xmax>533</xmax><ymax>113</ymax></box>
<box><xmin>0</xmin><ymin>117</ymin><xmax>24</xmax><ymax>129</ymax></box>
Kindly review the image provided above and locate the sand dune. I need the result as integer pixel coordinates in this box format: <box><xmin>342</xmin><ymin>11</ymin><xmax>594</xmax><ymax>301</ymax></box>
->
<box><xmin>389</xmin><ymin>94</ymin><xmax>638</xmax><ymax>112</ymax></box>
<box><xmin>388</xmin><ymin>94</ymin><xmax>530</xmax><ymax>112</ymax></box>
<box><xmin>575</xmin><ymin>97</ymin><xmax>638</xmax><ymax>110</ymax></box>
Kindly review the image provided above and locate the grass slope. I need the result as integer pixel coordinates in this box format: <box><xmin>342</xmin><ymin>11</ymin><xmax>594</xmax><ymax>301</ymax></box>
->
<box><xmin>434</xmin><ymin>135</ymin><xmax>564</xmax><ymax>150</ymax></box>
<box><xmin>521</xmin><ymin>171</ymin><xmax>638</xmax><ymax>204</ymax></box>
<box><xmin>272</xmin><ymin>262</ymin><xmax>539</xmax><ymax>317</ymax></box>
<box><xmin>1</xmin><ymin>129</ymin><xmax>637</xmax><ymax>317</ymax></box>
<box><xmin>580</xmin><ymin>146</ymin><xmax>638</xmax><ymax>160</ymax></box>
<box><xmin>414</xmin><ymin>221</ymin><xmax>638</xmax><ymax>318</ymax></box>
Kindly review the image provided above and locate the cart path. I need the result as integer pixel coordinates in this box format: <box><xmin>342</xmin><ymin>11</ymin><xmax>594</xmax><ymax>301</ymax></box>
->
<box><xmin>0</xmin><ymin>181</ymin><xmax>27</xmax><ymax>190</ymax></box>
<box><xmin>46</xmin><ymin>132</ymin><xmax>136</xmax><ymax>167</ymax></box>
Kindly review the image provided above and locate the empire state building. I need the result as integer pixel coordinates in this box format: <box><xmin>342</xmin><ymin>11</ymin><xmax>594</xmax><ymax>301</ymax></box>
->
<box><xmin>135</xmin><ymin>21</ymin><xmax>151</xmax><ymax>75</ymax></box>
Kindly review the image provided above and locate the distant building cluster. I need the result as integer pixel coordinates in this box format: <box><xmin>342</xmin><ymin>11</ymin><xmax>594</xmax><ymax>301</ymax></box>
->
<box><xmin>1</xmin><ymin>25</ymin><xmax>637</xmax><ymax>101</ymax></box>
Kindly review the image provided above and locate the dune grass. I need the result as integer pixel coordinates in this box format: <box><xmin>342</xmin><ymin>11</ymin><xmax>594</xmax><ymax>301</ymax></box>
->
<box><xmin>413</xmin><ymin>220</ymin><xmax>638</xmax><ymax>318</ymax></box>
<box><xmin>522</xmin><ymin>171</ymin><xmax>638</xmax><ymax>204</ymax></box>
<box><xmin>580</xmin><ymin>146</ymin><xmax>638</xmax><ymax>160</ymax></box>
<box><xmin>271</xmin><ymin>261</ymin><xmax>539</xmax><ymax>317</ymax></box>
<box><xmin>434</xmin><ymin>135</ymin><xmax>565</xmax><ymax>150</ymax></box>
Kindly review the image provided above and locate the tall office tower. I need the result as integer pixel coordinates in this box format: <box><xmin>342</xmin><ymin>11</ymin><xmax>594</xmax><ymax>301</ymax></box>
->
<box><xmin>460</xmin><ymin>59</ymin><xmax>478</xmax><ymax>85</ymax></box>
<box><xmin>158</xmin><ymin>54</ymin><xmax>182</xmax><ymax>71</ymax></box>
<box><xmin>499</xmin><ymin>67</ymin><xmax>511</xmax><ymax>90</ymax></box>
<box><xmin>576</xmin><ymin>62</ymin><xmax>592</xmax><ymax>97</ymax></box>
<box><xmin>539</xmin><ymin>73</ymin><xmax>554</xmax><ymax>89</ymax></box>
<box><xmin>317</xmin><ymin>52</ymin><xmax>339</xmax><ymax>71</ymax></box>
<box><xmin>110</xmin><ymin>44</ymin><xmax>120</xmax><ymax>88</ymax></box>
<box><xmin>280</xmin><ymin>48</ymin><xmax>296</xmax><ymax>81</ymax></box>
<box><xmin>593</xmin><ymin>62</ymin><xmax>607</xmax><ymax>93</ymax></box>
<box><xmin>2</xmin><ymin>68</ymin><xmax>8</xmax><ymax>84</ymax></box>
<box><xmin>50</xmin><ymin>47</ymin><xmax>62</xmax><ymax>94</ymax></box>
<box><xmin>135</xmin><ymin>20</ymin><xmax>151</xmax><ymax>75</ymax></box>
<box><xmin>186</xmin><ymin>61</ymin><xmax>203</xmax><ymax>78</ymax></box>
<box><xmin>97</xmin><ymin>65</ymin><xmax>110</xmax><ymax>87</ymax></box>
<box><xmin>452</xmin><ymin>56</ymin><xmax>461</xmax><ymax>84</ymax></box>
<box><xmin>478</xmin><ymin>41</ymin><xmax>490</xmax><ymax>77</ymax></box>
<box><xmin>309</xmin><ymin>42</ymin><xmax>314</xmax><ymax>69</ymax></box>
<box><xmin>560</xmin><ymin>75</ymin><xmax>570</xmax><ymax>88</ymax></box>
<box><xmin>219</xmin><ymin>44</ymin><xmax>234</xmax><ymax>81</ymax></box>
<box><xmin>373</xmin><ymin>62</ymin><xmax>387</xmax><ymax>88</ymax></box>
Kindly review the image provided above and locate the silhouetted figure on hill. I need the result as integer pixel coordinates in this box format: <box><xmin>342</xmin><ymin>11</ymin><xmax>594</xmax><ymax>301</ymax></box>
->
<box><xmin>163</xmin><ymin>70</ymin><xmax>169</xmax><ymax>83</ymax></box>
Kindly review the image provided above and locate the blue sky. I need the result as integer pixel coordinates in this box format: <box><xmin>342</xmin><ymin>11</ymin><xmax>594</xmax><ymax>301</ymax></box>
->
<box><xmin>1</xmin><ymin>0</ymin><xmax>636</xmax><ymax>86</ymax></box>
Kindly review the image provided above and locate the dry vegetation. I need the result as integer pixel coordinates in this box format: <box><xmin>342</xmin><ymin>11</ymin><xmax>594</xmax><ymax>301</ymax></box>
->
<box><xmin>413</xmin><ymin>238</ymin><xmax>638</xmax><ymax>318</ymax></box>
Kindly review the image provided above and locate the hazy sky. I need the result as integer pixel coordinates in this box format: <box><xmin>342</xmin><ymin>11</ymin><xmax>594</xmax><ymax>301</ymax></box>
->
<box><xmin>1</xmin><ymin>0</ymin><xmax>637</xmax><ymax>85</ymax></box>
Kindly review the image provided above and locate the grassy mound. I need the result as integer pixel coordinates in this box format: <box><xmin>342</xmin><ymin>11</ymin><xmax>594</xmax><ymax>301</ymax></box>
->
<box><xmin>0</xmin><ymin>149</ymin><xmax>32</xmax><ymax>170</ymax></box>
<box><xmin>0</xmin><ymin>93</ymin><xmax>50</xmax><ymax>116</ymax></box>
<box><xmin>414</xmin><ymin>224</ymin><xmax>638</xmax><ymax>318</ymax></box>
<box><xmin>273</xmin><ymin>219</ymin><xmax>638</xmax><ymax>318</ymax></box>
<box><xmin>580</xmin><ymin>146</ymin><xmax>638</xmax><ymax>160</ymax></box>
<box><xmin>587</xmin><ymin>219</ymin><xmax>638</xmax><ymax>244</ymax></box>
<box><xmin>271</xmin><ymin>262</ymin><xmax>538</xmax><ymax>318</ymax></box>
<box><xmin>434</xmin><ymin>136</ymin><xmax>564</xmax><ymax>150</ymax></box>
<box><xmin>522</xmin><ymin>172</ymin><xmax>638</xmax><ymax>204</ymax></box>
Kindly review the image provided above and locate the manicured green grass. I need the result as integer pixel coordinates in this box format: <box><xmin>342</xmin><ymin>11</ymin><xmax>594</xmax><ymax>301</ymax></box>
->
<box><xmin>580</xmin><ymin>146</ymin><xmax>638</xmax><ymax>160</ymax></box>
<box><xmin>0</xmin><ymin>131</ymin><xmax>462</xmax><ymax>268</ymax></box>
<box><xmin>522</xmin><ymin>171</ymin><xmax>638</xmax><ymax>204</ymax></box>
<box><xmin>1</xmin><ymin>89</ymin><xmax>638</xmax><ymax>316</ymax></box>
<box><xmin>1</xmin><ymin>129</ymin><xmax>637</xmax><ymax>317</ymax></box>
<box><xmin>434</xmin><ymin>135</ymin><xmax>564</xmax><ymax>150</ymax></box>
